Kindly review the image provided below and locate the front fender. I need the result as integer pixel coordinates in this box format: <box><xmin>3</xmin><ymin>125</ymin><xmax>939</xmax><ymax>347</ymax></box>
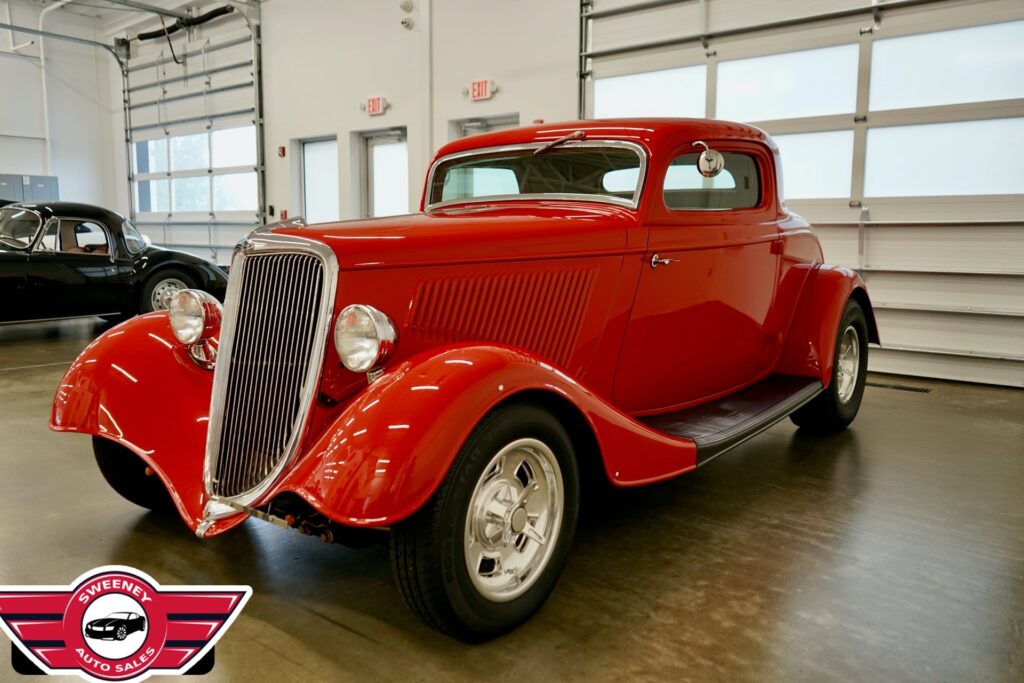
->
<box><xmin>776</xmin><ymin>265</ymin><xmax>878</xmax><ymax>386</ymax></box>
<box><xmin>278</xmin><ymin>344</ymin><xmax>697</xmax><ymax>527</ymax></box>
<box><xmin>49</xmin><ymin>313</ymin><xmax>232</xmax><ymax>532</ymax></box>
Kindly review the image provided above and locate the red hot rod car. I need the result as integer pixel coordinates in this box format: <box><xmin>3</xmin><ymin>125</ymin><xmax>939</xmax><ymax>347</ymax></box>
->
<box><xmin>52</xmin><ymin>119</ymin><xmax>877</xmax><ymax>640</ymax></box>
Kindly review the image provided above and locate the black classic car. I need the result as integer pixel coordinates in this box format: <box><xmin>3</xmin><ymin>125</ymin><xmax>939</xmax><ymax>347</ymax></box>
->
<box><xmin>84</xmin><ymin>612</ymin><xmax>147</xmax><ymax>641</ymax></box>
<box><xmin>0</xmin><ymin>202</ymin><xmax>227</xmax><ymax>324</ymax></box>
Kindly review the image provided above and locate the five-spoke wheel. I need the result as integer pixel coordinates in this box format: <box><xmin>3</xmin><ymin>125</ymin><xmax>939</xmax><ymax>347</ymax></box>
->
<box><xmin>391</xmin><ymin>403</ymin><xmax>579</xmax><ymax>641</ymax></box>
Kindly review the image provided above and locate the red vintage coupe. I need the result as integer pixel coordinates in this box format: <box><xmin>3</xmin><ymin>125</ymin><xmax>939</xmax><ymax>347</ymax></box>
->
<box><xmin>51</xmin><ymin>119</ymin><xmax>877</xmax><ymax>640</ymax></box>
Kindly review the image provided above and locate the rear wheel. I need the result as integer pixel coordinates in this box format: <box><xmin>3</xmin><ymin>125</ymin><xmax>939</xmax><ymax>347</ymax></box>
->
<box><xmin>390</xmin><ymin>403</ymin><xmax>579</xmax><ymax>641</ymax></box>
<box><xmin>791</xmin><ymin>298</ymin><xmax>869</xmax><ymax>433</ymax></box>
<box><xmin>93</xmin><ymin>438</ymin><xmax>175</xmax><ymax>512</ymax></box>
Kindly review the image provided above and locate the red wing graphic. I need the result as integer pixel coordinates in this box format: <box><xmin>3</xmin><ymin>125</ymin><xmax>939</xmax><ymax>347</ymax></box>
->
<box><xmin>0</xmin><ymin>566</ymin><xmax>251</xmax><ymax>682</ymax></box>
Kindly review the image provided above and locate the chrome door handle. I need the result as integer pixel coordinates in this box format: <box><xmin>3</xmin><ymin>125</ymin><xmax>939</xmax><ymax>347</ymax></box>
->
<box><xmin>650</xmin><ymin>253</ymin><xmax>679</xmax><ymax>269</ymax></box>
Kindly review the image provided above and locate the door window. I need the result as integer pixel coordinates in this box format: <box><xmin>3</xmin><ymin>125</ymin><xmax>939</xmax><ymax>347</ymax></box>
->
<box><xmin>365</xmin><ymin>131</ymin><xmax>409</xmax><ymax>217</ymax></box>
<box><xmin>38</xmin><ymin>220</ymin><xmax>111</xmax><ymax>255</ymax></box>
<box><xmin>302</xmin><ymin>138</ymin><xmax>340</xmax><ymax>223</ymax></box>
<box><xmin>663</xmin><ymin>152</ymin><xmax>761</xmax><ymax>210</ymax></box>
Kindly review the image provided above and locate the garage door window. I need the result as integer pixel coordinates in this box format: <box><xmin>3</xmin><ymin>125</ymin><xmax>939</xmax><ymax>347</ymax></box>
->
<box><xmin>865</xmin><ymin>118</ymin><xmax>1024</xmax><ymax>197</ymax></box>
<box><xmin>593</xmin><ymin>65</ymin><xmax>706</xmax><ymax>119</ymax></box>
<box><xmin>663</xmin><ymin>153</ymin><xmax>760</xmax><ymax>210</ymax></box>
<box><xmin>870</xmin><ymin>20</ymin><xmax>1024</xmax><ymax>111</ymax></box>
<box><xmin>773</xmin><ymin>130</ymin><xmax>855</xmax><ymax>199</ymax></box>
<box><xmin>716</xmin><ymin>44</ymin><xmax>859</xmax><ymax>122</ymax></box>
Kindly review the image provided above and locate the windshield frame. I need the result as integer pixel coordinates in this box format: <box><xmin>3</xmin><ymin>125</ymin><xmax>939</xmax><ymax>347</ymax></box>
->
<box><xmin>0</xmin><ymin>206</ymin><xmax>43</xmax><ymax>251</ymax></box>
<box><xmin>425</xmin><ymin>139</ymin><xmax>648</xmax><ymax>211</ymax></box>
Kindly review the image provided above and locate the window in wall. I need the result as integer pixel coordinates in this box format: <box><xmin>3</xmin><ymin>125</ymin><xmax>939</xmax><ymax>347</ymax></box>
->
<box><xmin>716</xmin><ymin>44</ymin><xmax>859</xmax><ymax>122</ymax></box>
<box><xmin>663</xmin><ymin>153</ymin><xmax>760</xmax><ymax>210</ymax></box>
<box><xmin>367</xmin><ymin>136</ymin><xmax>410</xmax><ymax>217</ymax></box>
<box><xmin>593</xmin><ymin>65</ymin><xmax>706</xmax><ymax>118</ymax></box>
<box><xmin>303</xmin><ymin>138</ymin><xmax>340</xmax><ymax>223</ymax></box>
<box><xmin>864</xmin><ymin>117</ymin><xmax>1024</xmax><ymax>197</ymax></box>
<box><xmin>772</xmin><ymin>130</ymin><xmax>854</xmax><ymax>199</ymax></box>
<box><xmin>170</xmin><ymin>133</ymin><xmax>209</xmax><ymax>171</ymax></box>
<box><xmin>870</xmin><ymin>20</ymin><xmax>1024</xmax><ymax>111</ymax></box>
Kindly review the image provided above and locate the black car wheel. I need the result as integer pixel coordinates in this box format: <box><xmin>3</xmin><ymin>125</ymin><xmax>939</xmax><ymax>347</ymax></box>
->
<box><xmin>141</xmin><ymin>268</ymin><xmax>197</xmax><ymax>313</ymax></box>
<box><xmin>93</xmin><ymin>437</ymin><xmax>175</xmax><ymax>512</ymax></box>
<box><xmin>790</xmin><ymin>298</ymin><xmax>869</xmax><ymax>433</ymax></box>
<box><xmin>390</xmin><ymin>403</ymin><xmax>580</xmax><ymax>642</ymax></box>
<box><xmin>115</xmin><ymin>625</ymin><xmax>127</xmax><ymax>641</ymax></box>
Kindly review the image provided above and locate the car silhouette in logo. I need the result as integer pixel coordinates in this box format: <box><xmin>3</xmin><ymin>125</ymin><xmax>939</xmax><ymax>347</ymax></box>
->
<box><xmin>83</xmin><ymin>611</ymin><xmax>146</xmax><ymax>641</ymax></box>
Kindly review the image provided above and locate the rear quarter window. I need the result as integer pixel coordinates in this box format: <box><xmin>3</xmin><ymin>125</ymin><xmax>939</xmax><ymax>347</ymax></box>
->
<box><xmin>663</xmin><ymin>152</ymin><xmax>761</xmax><ymax>210</ymax></box>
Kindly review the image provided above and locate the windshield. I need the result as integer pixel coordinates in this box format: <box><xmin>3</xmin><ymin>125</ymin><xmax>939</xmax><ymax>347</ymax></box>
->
<box><xmin>0</xmin><ymin>208</ymin><xmax>41</xmax><ymax>249</ymax></box>
<box><xmin>428</xmin><ymin>143</ymin><xmax>645</xmax><ymax>208</ymax></box>
<box><xmin>105</xmin><ymin>613</ymin><xmax>134</xmax><ymax>619</ymax></box>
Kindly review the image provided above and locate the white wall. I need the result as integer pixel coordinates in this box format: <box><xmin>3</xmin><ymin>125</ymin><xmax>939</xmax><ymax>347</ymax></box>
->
<box><xmin>260</xmin><ymin>0</ymin><xmax>579</xmax><ymax>220</ymax></box>
<box><xmin>0</xmin><ymin>0</ymin><xmax>114</xmax><ymax>205</ymax></box>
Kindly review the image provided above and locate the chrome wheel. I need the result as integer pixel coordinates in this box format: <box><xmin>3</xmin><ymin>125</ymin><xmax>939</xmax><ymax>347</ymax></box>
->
<box><xmin>464</xmin><ymin>438</ymin><xmax>564</xmax><ymax>603</ymax></box>
<box><xmin>115</xmin><ymin>625</ymin><xmax>127</xmax><ymax>641</ymax></box>
<box><xmin>150</xmin><ymin>277</ymin><xmax>188</xmax><ymax>311</ymax></box>
<box><xmin>836</xmin><ymin>325</ymin><xmax>860</xmax><ymax>404</ymax></box>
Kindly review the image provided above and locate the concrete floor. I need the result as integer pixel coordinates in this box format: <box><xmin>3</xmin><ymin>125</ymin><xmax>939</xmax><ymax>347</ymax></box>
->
<box><xmin>1</xmin><ymin>319</ymin><xmax>1022</xmax><ymax>683</ymax></box>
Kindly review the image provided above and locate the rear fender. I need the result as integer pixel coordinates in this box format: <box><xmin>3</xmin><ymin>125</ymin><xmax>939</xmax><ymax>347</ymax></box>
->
<box><xmin>278</xmin><ymin>344</ymin><xmax>697</xmax><ymax>527</ymax></box>
<box><xmin>776</xmin><ymin>265</ymin><xmax>878</xmax><ymax>386</ymax></box>
<box><xmin>49</xmin><ymin>313</ymin><xmax>233</xmax><ymax>532</ymax></box>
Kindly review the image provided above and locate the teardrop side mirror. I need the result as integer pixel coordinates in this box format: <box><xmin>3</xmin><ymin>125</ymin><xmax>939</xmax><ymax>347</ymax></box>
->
<box><xmin>693</xmin><ymin>140</ymin><xmax>724</xmax><ymax>178</ymax></box>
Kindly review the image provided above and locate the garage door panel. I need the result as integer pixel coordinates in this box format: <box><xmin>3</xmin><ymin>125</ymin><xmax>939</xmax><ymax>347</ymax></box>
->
<box><xmin>864</xmin><ymin>225</ymin><xmax>1024</xmax><ymax>273</ymax></box>
<box><xmin>863</xmin><ymin>271</ymin><xmax>1024</xmax><ymax>315</ymax></box>
<box><xmin>875</xmin><ymin>309</ymin><xmax>1024</xmax><ymax>359</ymax></box>
<box><xmin>869</xmin><ymin>348</ymin><xmax>1024</xmax><ymax>387</ymax></box>
<box><xmin>591</xmin><ymin>3</ymin><xmax>701</xmax><ymax>55</ymax></box>
<box><xmin>815</xmin><ymin>226</ymin><xmax>859</xmax><ymax>268</ymax></box>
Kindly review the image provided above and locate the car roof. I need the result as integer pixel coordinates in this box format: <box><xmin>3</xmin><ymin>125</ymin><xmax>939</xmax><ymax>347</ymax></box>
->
<box><xmin>433</xmin><ymin>118</ymin><xmax>775</xmax><ymax>160</ymax></box>
<box><xmin>4</xmin><ymin>201</ymin><xmax>126</xmax><ymax>227</ymax></box>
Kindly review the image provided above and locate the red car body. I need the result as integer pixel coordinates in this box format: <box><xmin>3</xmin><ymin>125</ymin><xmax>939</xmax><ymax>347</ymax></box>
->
<box><xmin>51</xmin><ymin>119</ymin><xmax>878</xmax><ymax>539</ymax></box>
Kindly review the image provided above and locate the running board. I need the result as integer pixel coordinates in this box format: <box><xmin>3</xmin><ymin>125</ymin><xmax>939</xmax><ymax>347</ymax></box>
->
<box><xmin>638</xmin><ymin>375</ymin><xmax>823</xmax><ymax>466</ymax></box>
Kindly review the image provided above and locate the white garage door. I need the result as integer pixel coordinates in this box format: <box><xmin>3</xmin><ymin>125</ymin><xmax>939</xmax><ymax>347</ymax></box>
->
<box><xmin>582</xmin><ymin>0</ymin><xmax>1024</xmax><ymax>387</ymax></box>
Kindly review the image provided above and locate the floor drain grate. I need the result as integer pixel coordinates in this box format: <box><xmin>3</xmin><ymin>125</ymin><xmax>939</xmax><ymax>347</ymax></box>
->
<box><xmin>866</xmin><ymin>382</ymin><xmax>931</xmax><ymax>393</ymax></box>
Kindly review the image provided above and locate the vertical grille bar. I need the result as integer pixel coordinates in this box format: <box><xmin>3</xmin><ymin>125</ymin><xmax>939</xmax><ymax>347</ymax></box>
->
<box><xmin>210</xmin><ymin>250</ymin><xmax>326</xmax><ymax>499</ymax></box>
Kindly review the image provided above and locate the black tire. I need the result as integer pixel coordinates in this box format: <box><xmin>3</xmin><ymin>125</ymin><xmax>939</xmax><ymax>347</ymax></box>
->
<box><xmin>390</xmin><ymin>403</ymin><xmax>580</xmax><ymax>642</ymax></box>
<box><xmin>115</xmin><ymin>626</ymin><xmax>127</xmax><ymax>641</ymax></box>
<box><xmin>140</xmin><ymin>268</ymin><xmax>197</xmax><ymax>313</ymax></box>
<box><xmin>791</xmin><ymin>298</ymin><xmax>869</xmax><ymax>433</ymax></box>
<box><xmin>93</xmin><ymin>437</ymin><xmax>175</xmax><ymax>512</ymax></box>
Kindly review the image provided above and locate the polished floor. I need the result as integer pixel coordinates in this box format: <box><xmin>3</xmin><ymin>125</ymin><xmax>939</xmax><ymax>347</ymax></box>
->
<box><xmin>1</xmin><ymin>319</ymin><xmax>1022</xmax><ymax>682</ymax></box>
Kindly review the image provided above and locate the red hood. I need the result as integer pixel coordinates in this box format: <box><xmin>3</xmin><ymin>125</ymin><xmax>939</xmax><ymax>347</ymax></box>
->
<box><xmin>273</xmin><ymin>201</ymin><xmax>638</xmax><ymax>269</ymax></box>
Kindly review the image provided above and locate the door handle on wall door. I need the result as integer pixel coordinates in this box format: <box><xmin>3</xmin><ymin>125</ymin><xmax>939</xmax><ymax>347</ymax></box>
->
<box><xmin>650</xmin><ymin>253</ymin><xmax>679</xmax><ymax>269</ymax></box>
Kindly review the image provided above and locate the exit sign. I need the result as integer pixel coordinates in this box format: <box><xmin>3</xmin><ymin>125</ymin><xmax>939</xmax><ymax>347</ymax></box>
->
<box><xmin>470</xmin><ymin>79</ymin><xmax>496</xmax><ymax>101</ymax></box>
<box><xmin>365</xmin><ymin>96</ymin><xmax>389</xmax><ymax>116</ymax></box>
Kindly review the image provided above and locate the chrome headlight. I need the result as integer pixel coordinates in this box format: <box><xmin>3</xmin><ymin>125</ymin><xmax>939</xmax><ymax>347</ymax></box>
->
<box><xmin>334</xmin><ymin>304</ymin><xmax>396</xmax><ymax>373</ymax></box>
<box><xmin>168</xmin><ymin>289</ymin><xmax>222</xmax><ymax>345</ymax></box>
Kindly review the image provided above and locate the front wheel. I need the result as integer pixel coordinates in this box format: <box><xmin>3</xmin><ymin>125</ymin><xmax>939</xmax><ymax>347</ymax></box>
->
<box><xmin>141</xmin><ymin>269</ymin><xmax>196</xmax><ymax>313</ymax></box>
<box><xmin>390</xmin><ymin>403</ymin><xmax>580</xmax><ymax>641</ymax></box>
<box><xmin>93</xmin><ymin>438</ymin><xmax>175</xmax><ymax>512</ymax></box>
<box><xmin>791</xmin><ymin>298</ymin><xmax>869</xmax><ymax>433</ymax></box>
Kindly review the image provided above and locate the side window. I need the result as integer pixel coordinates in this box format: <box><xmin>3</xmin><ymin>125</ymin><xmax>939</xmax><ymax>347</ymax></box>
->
<box><xmin>57</xmin><ymin>220</ymin><xmax>110</xmax><ymax>255</ymax></box>
<box><xmin>663</xmin><ymin>151</ymin><xmax>761</xmax><ymax>210</ymax></box>
<box><xmin>122</xmin><ymin>221</ymin><xmax>147</xmax><ymax>255</ymax></box>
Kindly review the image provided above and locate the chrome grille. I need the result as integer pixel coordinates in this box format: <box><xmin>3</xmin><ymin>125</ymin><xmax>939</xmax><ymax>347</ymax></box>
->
<box><xmin>209</xmin><ymin>250</ymin><xmax>326</xmax><ymax>499</ymax></box>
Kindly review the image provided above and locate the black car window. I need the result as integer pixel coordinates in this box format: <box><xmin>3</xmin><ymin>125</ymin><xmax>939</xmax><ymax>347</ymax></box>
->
<box><xmin>0</xmin><ymin>208</ymin><xmax>41</xmax><ymax>249</ymax></box>
<box><xmin>122</xmin><ymin>221</ymin><xmax>147</xmax><ymax>255</ymax></box>
<box><xmin>56</xmin><ymin>220</ymin><xmax>110</xmax><ymax>256</ymax></box>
